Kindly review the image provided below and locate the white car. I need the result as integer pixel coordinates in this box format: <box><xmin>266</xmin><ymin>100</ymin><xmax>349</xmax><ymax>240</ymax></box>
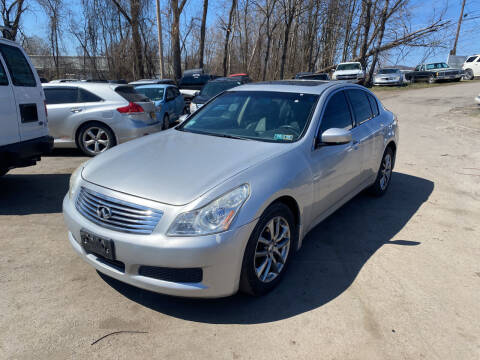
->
<box><xmin>463</xmin><ymin>54</ymin><xmax>480</xmax><ymax>80</ymax></box>
<box><xmin>0</xmin><ymin>36</ymin><xmax>53</xmax><ymax>176</ymax></box>
<box><xmin>43</xmin><ymin>83</ymin><xmax>162</xmax><ymax>156</ymax></box>
<box><xmin>332</xmin><ymin>62</ymin><xmax>365</xmax><ymax>83</ymax></box>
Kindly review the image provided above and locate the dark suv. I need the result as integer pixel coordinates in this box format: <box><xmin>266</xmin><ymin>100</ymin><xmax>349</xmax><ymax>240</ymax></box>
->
<box><xmin>189</xmin><ymin>77</ymin><xmax>244</xmax><ymax>113</ymax></box>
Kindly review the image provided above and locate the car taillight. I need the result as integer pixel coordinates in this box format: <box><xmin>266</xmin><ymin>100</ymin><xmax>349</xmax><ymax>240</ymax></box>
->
<box><xmin>117</xmin><ymin>102</ymin><xmax>145</xmax><ymax>114</ymax></box>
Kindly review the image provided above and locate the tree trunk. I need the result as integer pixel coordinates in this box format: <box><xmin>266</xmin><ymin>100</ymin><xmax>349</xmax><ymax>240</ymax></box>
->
<box><xmin>198</xmin><ymin>0</ymin><xmax>208</xmax><ymax>69</ymax></box>
<box><xmin>367</xmin><ymin>0</ymin><xmax>389</xmax><ymax>86</ymax></box>
<box><xmin>223</xmin><ymin>0</ymin><xmax>237</xmax><ymax>76</ymax></box>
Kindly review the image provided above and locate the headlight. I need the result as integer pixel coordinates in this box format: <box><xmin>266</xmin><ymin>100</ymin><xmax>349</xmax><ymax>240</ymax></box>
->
<box><xmin>167</xmin><ymin>184</ymin><xmax>250</xmax><ymax>236</ymax></box>
<box><xmin>68</xmin><ymin>163</ymin><xmax>86</xmax><ymax>199</ymax></box>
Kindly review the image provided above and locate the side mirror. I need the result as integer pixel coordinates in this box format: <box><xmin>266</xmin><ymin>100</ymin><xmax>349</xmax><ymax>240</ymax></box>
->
<box><xmin>178</xmin><ymin>114</ymin><xmax>188</xmax><ymax>123</ymax></box>
<box><xmin>319</xmin><ymin>128</ymin><xmax>352</xmax><ymax>145</ymax></box>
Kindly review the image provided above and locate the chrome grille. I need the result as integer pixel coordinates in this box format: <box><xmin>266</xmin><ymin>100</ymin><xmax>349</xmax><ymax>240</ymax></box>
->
<box><xmin>76</xmin><ymin>187</ymin><xmax>163</xmax><ymax>234</ymax></box>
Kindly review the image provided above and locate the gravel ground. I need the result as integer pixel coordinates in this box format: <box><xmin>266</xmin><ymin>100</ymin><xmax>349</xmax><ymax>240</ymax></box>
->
<box><xmin>1</xmin><ymin>81</ymin><xmax>479</xmax><ymax>359</ymax></box>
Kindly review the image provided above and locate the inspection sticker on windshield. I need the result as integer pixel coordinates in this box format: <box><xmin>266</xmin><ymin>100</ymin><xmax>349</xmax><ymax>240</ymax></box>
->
<box><xmin>274</xmin><ymin>134</ymin><xmax>294</xmax><ymax>141</ymax></box>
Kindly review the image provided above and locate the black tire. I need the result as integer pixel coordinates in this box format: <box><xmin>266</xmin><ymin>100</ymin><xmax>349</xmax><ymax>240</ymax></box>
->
<box><xmin>0</xmin><ymin>167</ymin><xmax>8</xmax><ymax>177</ymax></box>
<box><xmin>77</xmin><ymin>122</ymin><xmax>116</xmax><ymax>157</ymax></box>
<box><xmin>369</xmin><ymin>147</ymin><xmax>394</xmax><ymax>197</ymax></box>
<box><xmin>428</xmin><ymin>75</ymin><xmax>435</xmax><ymax>84</ymax></box>
<box><xmin>240</xmin><ymin>202</ymin><xmax>297</xmax><ymax>296</ymax></box>
<box><xmin>162</xmin><ymin>114</ymin><xmax>170</xmax><ymax>130</ymax></box>
<box><xmin>464</xmin><ymin>69</ymin><xmax>474</xmax><ymax>80</ymax></box>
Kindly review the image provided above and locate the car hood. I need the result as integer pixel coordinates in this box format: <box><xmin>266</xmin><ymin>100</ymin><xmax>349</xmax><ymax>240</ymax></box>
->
<box><xmin>334</xmin><ymin>69</ymin><xmax>363</xmax><ymax>75</ymax></box>
<box><xmin>82</xmin><ymin>129</ymin><xmax>288</xmax><ymax>206</ymax></box>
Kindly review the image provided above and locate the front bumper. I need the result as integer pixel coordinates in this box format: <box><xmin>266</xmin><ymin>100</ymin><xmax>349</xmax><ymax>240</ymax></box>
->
<box><xmin>63</xmin><ymin>193</ymin><xmax>257</xmax><ymax>298</ymax></box>
<box><xmin>373</xmin><ymin>78</ymin><xmax>402</xmax><ymax>86</ymax></box>
<box><xmin>116</xmin><ymin>120</ymin><xmax>163</xmax><ymax>144</ymax></box>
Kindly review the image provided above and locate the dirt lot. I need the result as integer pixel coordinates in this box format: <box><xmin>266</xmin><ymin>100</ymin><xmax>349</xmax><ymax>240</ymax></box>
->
<box><xmin>1</xmin><ymin>82</ymin><xmax>479</xmax><ymax>359</ymax></box>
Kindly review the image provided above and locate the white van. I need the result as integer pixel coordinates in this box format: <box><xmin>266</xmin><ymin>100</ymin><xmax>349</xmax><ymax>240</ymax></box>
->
<box><xmin>0</xmin><ymin>37</ymin><xmax>53</xmax><ymax>176</ymax></box>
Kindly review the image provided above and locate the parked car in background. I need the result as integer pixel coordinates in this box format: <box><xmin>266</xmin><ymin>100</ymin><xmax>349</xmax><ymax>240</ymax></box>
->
<box><xmin>64</xmin><ymin>80</ymin><xmax>398</xmax><ymax>298</ymax></box>
<box><xmin>49</xmin><ymin>79</ymin><xmax>80</xmax><ymax>83</ymax></box>
<box><xmin>189</xmin><ymin>77</ymin><xmax>244</xmax><ymax>113</ymax></box>
<box><xmin>228</xmin><ymin>73</ymin><xmax>251</xmax><ymax>82</ymax></box>
<box><xmin>294</xmin><ymin>72</ymin><xmax>330</xmax><ymax>80</ymax></box>
<box><xmin>129</xmin><ymin>79</ymin><xmax>176</xmax><ymax>86</ymax></box>
<box><xmin>43</xmin><ymin>83</ymin><xmax>161</xmax><ymax>156</ymax></box>
<box><xmin>134</xmin><ymin>84</ymin><xmax>186</xmax><ymax>129</ymax></box>
<box><xmin>462</xmin><ymin>54</ymin><xmax>480</xmax><ymax>80</ymax></box>
<box><xmin>405</xmin><ymin>62</ymin><xmax>463</xmax><ymax>83</ymax></box>
<box><xmin>178</xmin><ymin>69</ymin><xmax>216</xmax><ymax>109</ymax></box>
<box><xmin>0</xmin><ymin>36</ymin><xmax>53</xmax><ymax>177</ymax></box>
<box><xmin>332</xmin><ymin>62</ymin><xmax>365</xmax><ymax>82</ymax></box>
<box><xmin>373</xmin><ymin>68</ymin><xmax>405</xmax><ymax>86</ymax></box>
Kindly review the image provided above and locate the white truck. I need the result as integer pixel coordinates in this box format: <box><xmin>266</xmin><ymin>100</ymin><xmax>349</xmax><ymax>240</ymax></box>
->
<box><xmin>331</xmin><ymin>62</ymin><xmax>365</xmax><ymax>83</ymax></box>
<box><xmin>463</xmin><ymin>54</ymin><xmax>480</xmax><ymax>80</ymax></box>
<box><xmin>0</xmin><ymin>36</ymin><xmax>53</xmax><ymax>176</ymax></box>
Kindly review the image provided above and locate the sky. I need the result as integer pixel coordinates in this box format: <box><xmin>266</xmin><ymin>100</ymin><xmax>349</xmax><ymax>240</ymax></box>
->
<box><xmin>18</xmin><ymin>0</ymin><xmax>480</xmax><ymax>67</ymax></box>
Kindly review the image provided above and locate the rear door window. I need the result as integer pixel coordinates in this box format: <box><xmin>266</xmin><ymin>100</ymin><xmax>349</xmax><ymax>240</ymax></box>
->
<box><xmin>0</xmin><ymin>44</ymin><xmax>36</xmax><ymax>87</ymax></box>
<box><xmin>115</xmin><ymin>86</ymin><xmax>149</xmax><ymax>102</ymax></box>
<box><xmin>319</xmin><ymin>91</ymin><xmax>353</xmax><ymax>133</ymax></box>
<box><xmin>346</xmin><ymin>89</ymin><xmax>372</xmax><ymax>125</ymax></box>
<box><xmin>465</xmin><ymin>56</ymin><xmax>477</xmax><ymax>62</ymax></box>
<box><xmin>44</xmin><ymin>87</ymin><xmax>79</xmax><ymax>104</ymax></box>
<box><xmin>367</xmin><ymin>93</ymin><xmax>379</xmax><ymax>117</ymax></box>
<box><xmin>0</xmin><ymin>59</ymin><xmax>8</xmax><ymax>85</ymax></box>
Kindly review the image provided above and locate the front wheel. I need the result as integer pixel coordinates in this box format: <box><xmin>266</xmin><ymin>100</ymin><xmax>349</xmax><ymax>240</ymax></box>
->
<box><xmin>464</xmin><ymin>69</ymin><xmax>474</xmax><ymax>80</ymax></box>
<box><xmin>428</xmin><ymin>75</ymin><xmax>436</xmax><ymax>84</ymax></box>
<box><xmin>369</xmin><ymin>147</ymin><xmax>394</xmax><ymax>197</ymax></box>
<box><xmin>240</xmin><ymin>203</ymin><xmax>296</xmax><ymax>296</ymax></box>
<box><xmin>77</xmin><ymin>123</ymin><xmax>116</xmax><ymax>157</ymax></box>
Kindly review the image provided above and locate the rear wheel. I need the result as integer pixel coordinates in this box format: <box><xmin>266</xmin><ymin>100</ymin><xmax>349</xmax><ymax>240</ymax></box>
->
<box><xmin>240</xmin><ymin>203</ymin><xmax>296</xmax><ymax>296</ymax></box>
<box><xmin>77</xmin><ymin>123</ymin><xmax>116</xmax><ymax>156</ymax></box>
<box><xmin>464</xmin><ymin>69</ymin><xmax>474</xmax><ymax>80</ymax></box>
<box><xmin>162</xmin><ymin>114</ymin><xmax>170</xmax><ymax>130</ymax></box>
<box><xmin>369</xmin><ymin>147</ymin><xmax>394</xmax><ymax>197</ymax></box>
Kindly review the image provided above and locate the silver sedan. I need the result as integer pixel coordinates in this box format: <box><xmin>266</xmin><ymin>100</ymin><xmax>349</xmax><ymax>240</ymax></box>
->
<box><xmin>43</xmin><ymin>83</ymin><xmax>162</xmax><ymax>156</ymax></box>
<box><xmin>63</xmin><ymin>81</ymin><xmax>399</xmax><ymax>298</ymax></box>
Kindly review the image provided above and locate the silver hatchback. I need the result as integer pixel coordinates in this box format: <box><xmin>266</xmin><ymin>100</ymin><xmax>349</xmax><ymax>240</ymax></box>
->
<box><xmin>63</xmin><ymin>81</ymin><xmax>398</xmax><ymax>298</ymax></box>
<box><xmin>44</xmin><ymin>83</ymin><xmax>162</xmax><ymax>156</ymax></box>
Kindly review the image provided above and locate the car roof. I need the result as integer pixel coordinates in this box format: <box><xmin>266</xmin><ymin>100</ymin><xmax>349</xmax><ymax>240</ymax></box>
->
<box><xmin>227</xmin><ymin>80</ymin><xmax>341</xmax><ymax>95</ymax></box>
<box><xmin>134</xmin><ymin>84</ymin><xmax>172</xmax><ymax>89</ymax></box>
<box><xmin>208</xmin><ymin>77</ymin><xmax>242</xmax><ymax>82</ymax></box>
<box><xmin>42</xmin><ymin>82</ymin><xmax>130</xmax><ymax>91</ymax></box>
<box><xmin>338</xmin><ymin>62</ymin><xmax>361</xmax><ymax>65</ymax></box>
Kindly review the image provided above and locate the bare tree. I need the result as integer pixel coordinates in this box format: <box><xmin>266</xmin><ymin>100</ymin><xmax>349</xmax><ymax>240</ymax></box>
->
<box><xmin>198</xmin><ymin>0</ymin><xmax>208</xmax><ymax>69</ymax></box>
<box><xmin>171</xmin><ymin>0</ymin><xmax>188</xmax><ymax>80</ymax></box>
<box><xmin>222</xmin><ymin>0</ymin><xmax>237</xmax><ymax>76</ymax></box>
<box><xmin>1</xmin><ymin>0</ymin><xmax>26</xmax><ymax>40</ymax></box>
<box><xmin>37</xmin><ymin>0</ymin><xmax>62</xmax><ymax>78</ymax></box>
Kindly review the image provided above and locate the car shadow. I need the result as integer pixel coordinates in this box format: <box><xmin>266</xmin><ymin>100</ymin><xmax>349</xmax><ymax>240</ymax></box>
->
<box><xmin>99</xmin><ymin>172</ymin><xmax>433</xmax><ymax>324</ymax></box>
<box><xmin>0</xmin><ymin>173</ymin><xmax>70</xmax><ymax>215</ymax></box>
<box><xmin>46</xmin><ymin>148</ymin><xmax>86</xmax><ymax>157</ymax></box>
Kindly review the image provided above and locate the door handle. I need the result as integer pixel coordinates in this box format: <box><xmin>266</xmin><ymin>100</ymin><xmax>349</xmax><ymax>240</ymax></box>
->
<box><xmin>70</xmin><ymin>108</ymin><xmax>83</xmax><ymax>113</ymax></box>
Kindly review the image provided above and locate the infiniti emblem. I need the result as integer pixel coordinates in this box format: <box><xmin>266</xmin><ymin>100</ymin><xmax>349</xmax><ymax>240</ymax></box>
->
<box><xmin>97</xmin><ymin>206</ymin><xmax>112</xmax><ymax>220</ymax></box>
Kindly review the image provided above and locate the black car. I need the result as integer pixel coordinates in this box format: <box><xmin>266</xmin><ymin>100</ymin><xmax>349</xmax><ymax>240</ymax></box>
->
<box><xmin>189</xmin><ymin>77</ymin><xmax>244</xmax><ymax>113</ymax></box>
<box><xmin>294</xmin><ymin>72</ymin><xmax>330</xmax><ymax>80</ymax></box>
<box><xmin>178</xmin><ymin>70</ymin><xmax>216</xmax><ymax>108</ymax></box>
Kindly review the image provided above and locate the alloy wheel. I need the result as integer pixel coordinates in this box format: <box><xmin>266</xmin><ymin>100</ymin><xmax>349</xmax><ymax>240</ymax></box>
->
<box><xmin>254</xmin><ymin>216</ymin><xmax>291</xmax><ymax>283</ymax></box>
<box><xmin>379</xmin><ymin>152</ymin><xmax>392</xmax><ymax>190</ymax></box>
<box><xmin>82</xmin><ymin>127</ymin><xmax>111</xmax><ymax>155</ymax></box>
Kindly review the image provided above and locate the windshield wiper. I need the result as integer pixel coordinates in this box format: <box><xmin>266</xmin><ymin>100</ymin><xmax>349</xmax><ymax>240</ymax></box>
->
<box><xmin>179</xmin><ymin>128</ymin><xmax>251</xmax><ymax>140</ymax></box>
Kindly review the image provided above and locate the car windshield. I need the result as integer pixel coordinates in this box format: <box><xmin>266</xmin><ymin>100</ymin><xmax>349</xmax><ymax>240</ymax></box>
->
<box><xmin>378</xmin><ymin>69</ymin><xmax>399</xmax><ymax>74</ymax></box>
<box><xmin>179</xmin><ymin>91</ymin><xmax>318</xmax><ymax>142</ymax></box>
<box><xmin>135</xmin><ymin>87</ymin><xmax>165</xmax><ymax>101</ymax></box>
<box><xmin>200</xmin><ymin>81</ymin><xmax>241</xmax><ymax>98</ymax></box>
<box><xmin>336</xmin><ymin>63</ymin><xmax>361</xmax><ymax>71</ymax></box>
<box><xmin>426</xmin><ymin>63</ymin><xmax>449</xmax><ymax>70</ymax></box>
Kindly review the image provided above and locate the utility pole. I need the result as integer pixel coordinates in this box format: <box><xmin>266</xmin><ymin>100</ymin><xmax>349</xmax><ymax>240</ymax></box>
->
<box><xmin>450</xmin><ymin>0</ymin><xmax>466</xmax><ymax>55</ymax></box>
<box><xmin>156</xmin><ymin>0</ymin><xmax>165</xmax><ymax>78</ymax></box>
